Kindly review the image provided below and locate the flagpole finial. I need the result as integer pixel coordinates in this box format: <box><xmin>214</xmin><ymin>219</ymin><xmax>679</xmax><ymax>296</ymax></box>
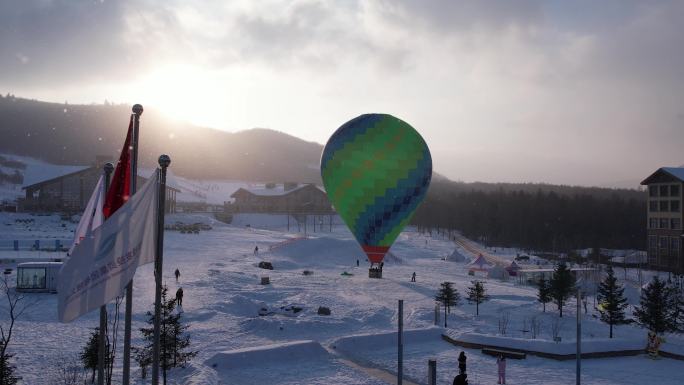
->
<box><xmin>104</xmin><ymin>162</ymin><xmax>114</xmax><ymax>174</ymax></box>
<box><xmin>132</xmin><ymin>104</ymin><xmax>144</xmax><ymax>115</ymax></box>
<box><xmin>158</xmin><ymin>154</ymin><xmax>171</xmax><ymax>168</ymax></box>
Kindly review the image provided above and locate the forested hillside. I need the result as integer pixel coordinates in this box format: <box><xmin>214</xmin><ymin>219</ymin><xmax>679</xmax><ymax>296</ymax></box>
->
<box><xmin>0</xmin><ymin>95</ymin><xmax>323</xmax><ymax>182</ymax></box>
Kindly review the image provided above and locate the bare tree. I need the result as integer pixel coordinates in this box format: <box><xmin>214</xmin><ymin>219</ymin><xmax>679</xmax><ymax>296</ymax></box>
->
<box><xmin>0</xmin><ymin>274</ymin><xmax>33</xmax><ymax>384</ymax></box>
<box><xmin>498</xmin><ymin>311</ymin><xmax>510</xmax><ymax>335</ymax></box>
<box><xmin>105</xmin><ymin>297</ymin><xmax>123</xmax><ymax>385</ymax></box>
<box><xmin>50</xmin><ymin>353</ymin><xmax>86</xmax><ymax>385</ymax></box>
<box><xmin>530</xmin><ymin>316</ymin><xmax>542</xmax><ymax>339</ymax></box>
<box><xmin>550</xmin><ymin>317</ymin><xmax>563</xmax><ymax>341</ymax></box>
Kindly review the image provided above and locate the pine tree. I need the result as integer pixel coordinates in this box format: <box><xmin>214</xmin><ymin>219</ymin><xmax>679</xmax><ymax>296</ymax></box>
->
<box><xmin>435</xmin><ymin>282</ymin><xmax>460</xmax><ymax>327</ymax></box>
<box><xmin>80</xmin><ymin>327</ymin><xmax>112</xmax><ymax>384</ymax></box>
<box><xmin>634</xmin><ymin>276</ymin><xmax>677</xmax><ymax>334</ymax></box>
<box><xmin>668</xmin><ymin>283</ymin><xmax>684</xmax><ymax>333</ymax></box>
<box><xmin>550</xmin><ymin>262</ymin><xmax>575</xmax><ymax>317</ymax></box>
<box><xmin>80</xmin><ymin>329</ymin><xmax>99</xmax><ymax>383</ymax></box>
<box><xmin>136</xmin><ymin>285</ymin><xmax>197</xmax><ymax>384</ymax></box>
<box><xmin>596</xmin><ymin>266</ymin><xmax>629</xmax><ymax>338</ymax></box>
<box><xmin>536</xmin><ymin>276</ymin><xmax>551</xmax><ymax>312</ymax></box>
<box><xmin>466</xmin><ymin>280</ymin><xmax>489</xmax><ymax>316</ymax></box>
<box><xmin>0</xmin><ymin>351</ymin><xmax>18</xmax><ymax>385</ymax></box>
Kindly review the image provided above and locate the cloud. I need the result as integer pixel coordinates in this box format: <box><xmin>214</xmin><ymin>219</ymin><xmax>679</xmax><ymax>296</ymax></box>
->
<box><xmin>1</xmin><ymin>0</ymin><xmax>683</xmax><ymax>185</ymax></box>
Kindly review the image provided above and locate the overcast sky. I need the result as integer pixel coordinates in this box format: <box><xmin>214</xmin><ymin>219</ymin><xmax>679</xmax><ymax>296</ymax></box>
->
<box><xmin>1</xmin><ymin>0</ymin><xmax>683</xmax><ymax>187</ymax></box>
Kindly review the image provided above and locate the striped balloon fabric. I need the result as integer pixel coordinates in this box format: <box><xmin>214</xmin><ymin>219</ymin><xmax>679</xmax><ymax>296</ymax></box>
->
<box><xmin>320</xmin><ymin>114</ymin><xmax>432</xmax><ymax>264</ymax></box>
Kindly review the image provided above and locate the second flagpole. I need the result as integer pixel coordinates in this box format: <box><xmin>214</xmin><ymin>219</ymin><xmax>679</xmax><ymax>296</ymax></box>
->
<box><xmin>122</xmin><ymin>104</ymin><xmax>143</xmax><ymax>385</ymax></box>
<box><xmin>98</xmin><ymin>163</ymin><xmax>114</xmax><ymax>385</ymax></box>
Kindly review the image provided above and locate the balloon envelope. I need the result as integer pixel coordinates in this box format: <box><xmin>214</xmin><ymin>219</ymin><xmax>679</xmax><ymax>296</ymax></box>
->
<box><xmin>320</xmin><ymin>114</ymin><xmax>432</xmax><ymax>264</ymax></box>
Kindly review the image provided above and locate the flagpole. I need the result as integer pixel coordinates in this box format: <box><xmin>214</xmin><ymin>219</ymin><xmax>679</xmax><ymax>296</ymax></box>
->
<box><xmin>98</xmin><ymin>163</ymin><xmax>114</xmax><ymax>385</ymax></box>
<box><xmin>152</xmin><ymin>155</ymin><xmax>170</xmax><ymax>385</ymax></box>
<box><xmin>122</xmin><ymin>104</ymin><xmax>143</xmax><ymax>385</ymax></box>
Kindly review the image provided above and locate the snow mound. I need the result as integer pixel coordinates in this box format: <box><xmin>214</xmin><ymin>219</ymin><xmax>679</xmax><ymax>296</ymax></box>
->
<box><xmin>332</xmin><ymin>327</ymin><xmax>444</xmax><ymax>356</ymax></box>
<box><xmin>269</xmin><ymin>236</ymin><xmax>366</xmax><ymax>268</ymax></box>
<box><xmin>205</xmin><ymin>340</ymin><xmax>329</xmax><ymax>370</ymax></box>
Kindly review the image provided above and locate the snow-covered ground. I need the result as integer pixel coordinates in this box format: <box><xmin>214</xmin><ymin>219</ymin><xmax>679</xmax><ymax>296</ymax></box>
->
<box><xmin>0</xmin><ymin>212</ymin><xmax>681</xmax><ymax>384</ymax></box>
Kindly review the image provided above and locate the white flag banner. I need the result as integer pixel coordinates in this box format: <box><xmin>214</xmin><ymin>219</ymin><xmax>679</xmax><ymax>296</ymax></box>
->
<box><xmin>68</xmin><ymin>175</ymin><xmax>105</xmax><ymax>256</ymax></box>
<box><xmin>58</xmin><ymin>171</ymin><xmax>159</xmax><ymax>322</ymax></box>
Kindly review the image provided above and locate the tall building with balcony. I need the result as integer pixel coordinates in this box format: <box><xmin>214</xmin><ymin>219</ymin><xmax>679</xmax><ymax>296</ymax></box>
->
<box><xmin>640</xmin><ymin>167</ymin><xmax>684</xmax><ymax>273</ymax></box>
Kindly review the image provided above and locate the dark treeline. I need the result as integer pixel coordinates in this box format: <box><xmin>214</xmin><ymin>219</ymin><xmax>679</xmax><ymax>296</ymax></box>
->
<box><xmin>412</xmin><ymin>179</ymin><xmax>646</xmax><ymax>252</ymax></box>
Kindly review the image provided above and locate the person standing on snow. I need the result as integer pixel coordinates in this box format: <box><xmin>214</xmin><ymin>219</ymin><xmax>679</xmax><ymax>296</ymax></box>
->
<box><xmin>452</xmin><ymin>373</ymin><xmax>468</xmax><ymax>385</ymax></box>
<box><xmin>174</xmin><ymin>268</ymin><xmax>180</xmax><ymax>282</ymax></box>
<box><xmin>411</xmin><ymin>272</ymin><xmax>416</xmax><ymax>282</ymax></box>
<box><xmin>458</xmin><ymin>351</ymin><xmax>467</xmax><ymax>374</ymax></box>
<box><xmin>254</xmin><ymin>245</ymin><xmax>259</xmax><ymax>256</ymax></box>
<box><xmin>176</xmin><ymin>287</ymin><xmax>184</xmax><ymax>307</ymax></box>
<box><xmin>497</xmin><ymin>354</ymin><xmax>506</xmax><ymax>384</ymax></box>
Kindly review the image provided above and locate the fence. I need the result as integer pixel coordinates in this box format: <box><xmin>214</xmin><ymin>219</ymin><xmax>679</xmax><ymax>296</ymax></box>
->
<box><xmin>0</xmin><ymin>239</ymin><xmax>71</xmax><ymax>252</ymax></box>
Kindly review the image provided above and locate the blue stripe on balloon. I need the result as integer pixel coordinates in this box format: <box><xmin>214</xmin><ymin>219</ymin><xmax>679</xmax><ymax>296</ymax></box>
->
<box><xmin>353</xmin><ymin>147</ymin><xmax>432</xmax><ymax>244</ymax></box>
<box><xmin>320</xmin><ymin>114</ymin><xmax>384</xmax><ymax>172</ymax></box>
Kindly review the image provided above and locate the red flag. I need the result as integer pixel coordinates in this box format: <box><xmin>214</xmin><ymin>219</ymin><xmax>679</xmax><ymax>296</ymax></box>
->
<box><xmin>103</xmin><ymin>116</ymin><xmax>133</xmax><ymax>218</ymax></box>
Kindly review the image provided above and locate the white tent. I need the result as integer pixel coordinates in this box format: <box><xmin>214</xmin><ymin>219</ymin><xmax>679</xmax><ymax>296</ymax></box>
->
<box><xmin>467</xmin><ymin>254</ymin><xmax>494</xmax><ymax>273</ymax></box>
<box><xmin>447</xmin><ymin>248</ymin><xmax>467</xmax><ymax>262</ymax></box>
<box><xmin>488</xmin><ymin>265</ymin><xmax>509</xmax><ymax>280</ymax></box>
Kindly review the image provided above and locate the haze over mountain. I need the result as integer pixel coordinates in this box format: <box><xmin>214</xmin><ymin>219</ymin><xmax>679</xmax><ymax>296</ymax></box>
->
<box><xmin>0</xmin><ymin>95</ymin><xmax>323</xmax><ymax>183</ymax></box>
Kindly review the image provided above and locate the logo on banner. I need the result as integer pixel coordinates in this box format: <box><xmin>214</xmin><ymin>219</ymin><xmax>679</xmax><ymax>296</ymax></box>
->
<box><xmin>95</xmin><ymin>233</ymin><xmax>117</xmax><ymax>262</ymax></box>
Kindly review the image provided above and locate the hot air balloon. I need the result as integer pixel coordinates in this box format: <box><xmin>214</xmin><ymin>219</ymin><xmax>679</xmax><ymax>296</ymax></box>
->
<box><xmin>320</xmin><ymin>114</ymin><xmax>432</xmax><ymax>278</ymax></box>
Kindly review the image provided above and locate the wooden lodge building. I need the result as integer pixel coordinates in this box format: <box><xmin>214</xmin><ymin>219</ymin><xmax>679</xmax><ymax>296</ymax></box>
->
<box><xmin>21</xmin><ymin>158</ymin><xmax>179</xmax><ymax>214</ymax></box>
<box><xmin>227</xmin><ymin>183</ymin><xmax>333</xmax><ymax>214</ymax></box>
<box><xmin>641</xmin><ymin>167</ymin><xmax>684</xmax><ymax>273</ymax></box>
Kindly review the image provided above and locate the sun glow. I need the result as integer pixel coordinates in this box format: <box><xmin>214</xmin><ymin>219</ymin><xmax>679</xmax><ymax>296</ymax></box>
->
<box><xmin>133</xmin><ymin>65</ymin><xmax>236</xmax><ymax>130</ymax></box>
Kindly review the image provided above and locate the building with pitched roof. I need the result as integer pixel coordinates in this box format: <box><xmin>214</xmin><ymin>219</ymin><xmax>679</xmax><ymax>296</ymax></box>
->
<box><xmin>640</xmin><ymin>167</ymin><xmax>684</xmax><ymax>273</ymax></box>
<box><xmin>20</xmin><ymin>157</ymin><xmax>179</xmax><ymax>213</ymax></box>
<box><xmin>227</xmin><ymin>183</ymin><xmax>332</xmax><ymax>214</ymax></box>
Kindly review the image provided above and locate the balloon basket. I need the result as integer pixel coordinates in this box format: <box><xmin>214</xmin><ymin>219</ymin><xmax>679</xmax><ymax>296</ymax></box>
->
<box><xmin>369</xmin><ymin>268</ymin><xmax>382</xmax><ymax>279</ymax></box>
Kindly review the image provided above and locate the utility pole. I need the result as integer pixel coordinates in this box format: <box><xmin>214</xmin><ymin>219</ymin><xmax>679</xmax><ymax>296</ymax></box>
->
<box><xmin>576</xmin><ymin>287</ymin><xmax>581</xmax><ymax>385</ymax></box>
<box><xmin>152</xmin><ymin>155</ymin><xmax>170</xmax><ymax>385</ymax></box>
<box><xmin>398</xmin><ymin>299</ymin><xmax>403</xmax><ymax>385</ymax></box>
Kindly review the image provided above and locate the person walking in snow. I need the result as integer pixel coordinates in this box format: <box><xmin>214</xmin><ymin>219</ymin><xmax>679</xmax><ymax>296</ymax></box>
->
<box><xmin>174</xmin><ymin>268</ymin><xmax>180</xmax><ymax>282</ymax></box>
<box><xmin>497</xmin><ymin>354</ymin><xmax>506</xmax><ymax>384</ymax></box>
<box><xmin>176</xmin><ymin>287</ymin><xmax>184</xmax><ymax>307</ymax></box>
<box><xmin>452</xmin><ymin>373</ymin><xmax>468</xmax><ymax>385</ymax></box>
<box><xmin>254</xmin><ymin>245</ymin><xmax>259</xmax><ymax>256</ymax></box>
<box><xmin>411</xmin><ymin>272</ymin><xmax>416</xmax><ymax>282</ymax></box>
<box><xmin>458</xmin><ymin>351</ymin><xmax>467</xmax><ymax>375</ymax></box>
<box><xmin>356</xmin><ymin>259</ymin><xmax>359</xmax><ymax>267</ymax></box>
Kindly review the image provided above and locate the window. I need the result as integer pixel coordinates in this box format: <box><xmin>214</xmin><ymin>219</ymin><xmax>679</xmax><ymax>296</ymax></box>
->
<box><xmin>649</xmin><ymin>236</ymin><xmax>658</xmax><ymax>249</ymax></box>
<box><xmin>649</xmin><ymin>201</ymin><xmax>658</xmax><ymax>212</ymax></box>
<box><xmin>671</xmin><ymin>237</ymin><xmax>680</xmax><ymax>253</ymax></box>
<box><xmin>17</xmin><ymin>267</ymin><xmax>46</xmax><ymax>289</ymax></box>
<box><xmin>660</xmin><ymin>218</ymin><xmax>669</xmax><ymax>229</ymax></box>
<box><xmin>671</xmin><ymin>185</ymin><xmax>680</xmax><ymax>197</ymax></box>
<box><xmin>660</xmin><ymin>185</ymin><xmax>670</xmax><ymax>197</ymax></box>
<box><xmin>671</xmin><ymin>200</ymin><xmax>680</xmax><ymax>212</ymax></box>
<box><xmin>660</xmin><ymin>237</ymin><xmax>669</xmax><ymax>249</ymax></box>
<box><xmin>650</xmin><ymin>218</ymin><xmax>659</xmax><ymax>229</ymax></box>
<box><xmin>650</xmin><ymin>186</ymin><xmax>659</xmax><ymax>197</ymax></box>
<box><xmin>660</xmin><ymin>201</ymin><xmax>669</xmax><ymax>211</ymax></box>
<box><xmin>672</xmin><ymin>218</ymin><xmax>682</xmax><ymax>230</ymax></box>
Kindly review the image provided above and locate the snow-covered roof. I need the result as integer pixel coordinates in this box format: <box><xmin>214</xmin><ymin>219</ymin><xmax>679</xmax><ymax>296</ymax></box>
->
<box><xmin>232</xmin><ymin>184</ymin><xmax>323</xmax><ymax>197</ymax></box>
<box><xmin>23</xmin><ymin>165</ymin><xmax>180</xmax><ymax>191</ymax></box>
<box><xmin>640</xmin><ymin>167</ymin><xmax>684</xmax><ymax>185</ymax></box>
<box><xmin>22</xmin><ymin>164</ymin><xmax>90</xmax><ymax>187</ymax></box>
<box><xmin>17</xmin><ymin>262</ymin><xmax>63</xmax><ymax>267</ymax></box>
